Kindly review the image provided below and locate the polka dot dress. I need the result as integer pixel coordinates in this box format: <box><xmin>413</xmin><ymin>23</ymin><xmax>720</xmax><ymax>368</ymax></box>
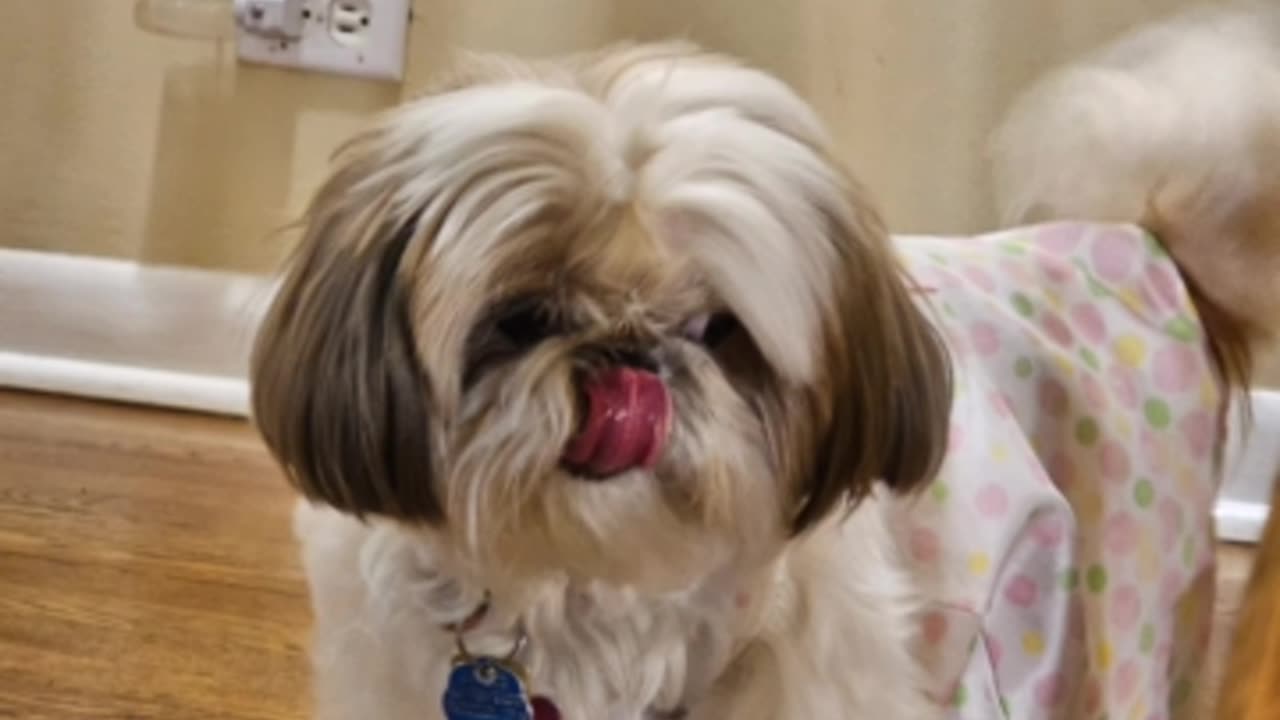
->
<box><xmin>895</xmin><ymin>223</ymin><xmax>1225</xmax><ymax>720</ymax></box>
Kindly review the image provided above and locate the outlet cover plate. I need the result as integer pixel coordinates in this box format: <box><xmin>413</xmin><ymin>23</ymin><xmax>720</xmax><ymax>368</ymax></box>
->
<box><xmin>235</xmin><ymin>0</ymin><xmax>411</xmax><ymax>83</ymax></box>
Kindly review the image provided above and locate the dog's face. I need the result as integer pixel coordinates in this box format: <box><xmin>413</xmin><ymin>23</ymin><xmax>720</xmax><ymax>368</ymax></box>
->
<box><xmin>251</xmin><ymin>44</ymin><xmax>951</xmax><ymax>591</ymax></box>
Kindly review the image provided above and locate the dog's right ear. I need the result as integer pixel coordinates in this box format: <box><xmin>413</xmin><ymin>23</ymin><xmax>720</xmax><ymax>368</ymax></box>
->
<box><xmin>250</xmin><ymin>142</ymin><xmax>441</xmax><ymax>524</ymax></box>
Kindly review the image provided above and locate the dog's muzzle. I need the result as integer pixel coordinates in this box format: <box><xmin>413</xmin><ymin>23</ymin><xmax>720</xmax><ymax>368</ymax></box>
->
<box><xmin>562</xmin><ymin>366</ymin><xmax>672</xmax><ymax>479</ymax></box>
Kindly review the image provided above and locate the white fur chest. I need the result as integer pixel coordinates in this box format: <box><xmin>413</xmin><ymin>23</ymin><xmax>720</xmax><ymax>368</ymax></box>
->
<box><xmin>296</xmin><ymin>502</ymin><xmax>749</xmax><ymax>720</ymax></box>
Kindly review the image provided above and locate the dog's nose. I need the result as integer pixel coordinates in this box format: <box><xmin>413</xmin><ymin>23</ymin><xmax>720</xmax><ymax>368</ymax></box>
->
<box><xmin>562</xmin><ymin>365</ymin><xmax>672</xmax><ymax>479</ymax></box>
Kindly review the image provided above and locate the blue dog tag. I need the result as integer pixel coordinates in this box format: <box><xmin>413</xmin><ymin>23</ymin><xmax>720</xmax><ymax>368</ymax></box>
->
<box><xmin>442</xmin><ymin>657</ymin><xmax>533</xmax><ymax>720</ymax></box>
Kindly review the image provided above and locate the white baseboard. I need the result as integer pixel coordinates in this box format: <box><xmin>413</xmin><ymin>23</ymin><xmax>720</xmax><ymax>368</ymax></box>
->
<box><xmin>1215</xmin><ymin>500</ymin><xmax>1271</xmax><ymax>545</ymax></box>
<box><xmin>1</xmin><ymin>248</ymin><xmax>1275</xmax><ymax>541</ymax></box>
<box><xmin>0</xmin><ymin>351</ymin><xmax>249</xmax><ymax>416</ymax></box>
<box><xmin>0</xmin><ymin>247</ymin><xmax>272</xmax><ymax>417</ymax></box>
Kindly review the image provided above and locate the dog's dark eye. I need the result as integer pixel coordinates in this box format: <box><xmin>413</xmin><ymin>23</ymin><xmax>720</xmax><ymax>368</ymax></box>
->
<box><xmin>464</xmin><ymin>298</ymin><xmax>561</xmax><ymax>386</ymax></box>
<box><xmin>683</xmin><ymin>312</ymin><xmax>741</xmax><ymax>348</ymax></box>
<box><xmin>495</xmin><ymin>302</ymin><xmax>557</xmax><ymax>348</ymax></box>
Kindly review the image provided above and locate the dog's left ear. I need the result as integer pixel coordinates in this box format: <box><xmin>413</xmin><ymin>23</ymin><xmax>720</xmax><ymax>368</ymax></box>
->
<box><xmin>792</xmin><ymin>176</ymin><xmax>953</xmax><ymax>533</ymax></box>
<box><xmin>250</xmin><ymin>152</ymin><xmax>442</xmax><ymax>523</ymax></box>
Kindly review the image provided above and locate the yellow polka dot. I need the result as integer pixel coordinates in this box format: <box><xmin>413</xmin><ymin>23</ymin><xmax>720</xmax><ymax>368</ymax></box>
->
<box><xmin>968</xmin><ymin>552</ymin><xmax>991</xmax><ymax>576</ymax></box>
<box><xmin>1115</xmin><ymin>414</ymin><xmax>1133</xmax><ymax>441</ymax></box>
<box><xmin>1052</xmin><ymin>353</ymin><xmax>1075</xmax><ymax>378</ymax></box>
<box><xmin>1044</xmin><ymin>288</ymin><xmax>1064</xmax><ymax>311</ymax></box>
<box><xmin>1023</xmin><ymin>631</ymin><xmax>1045</xmax><ymax>657</ymax></box>
<box><xmin>1114</xmin><ymin>335</ymin><xmax>1147</xmax><ymax>368</ymax></box>
<box><xmin>991</xmin><ymin>443</ymin><xmax>1010</xmax><ymax>463</ymax></box>
<box><xmin>1119</xmin><ymin>288</ymin><xmax>1145</xmax><ymax>313</ymax></box>
<box><xmin>1097</xmin><ymin>641</ymin><xmax>1114</xmax><ymax>670</ymax></box>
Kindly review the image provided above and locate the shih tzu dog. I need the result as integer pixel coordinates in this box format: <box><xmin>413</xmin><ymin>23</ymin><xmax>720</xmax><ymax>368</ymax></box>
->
<box><xmin>249</xmin><ymin>4</ymin><xmax>1280</xmax><ymax>719</ymax></box>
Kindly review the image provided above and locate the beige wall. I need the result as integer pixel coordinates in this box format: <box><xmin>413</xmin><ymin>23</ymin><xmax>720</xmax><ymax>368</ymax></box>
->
<box><xmin>0</xmin><ymin>0</ymin><xmax>1217</xmax><ymax>274</ymax></box>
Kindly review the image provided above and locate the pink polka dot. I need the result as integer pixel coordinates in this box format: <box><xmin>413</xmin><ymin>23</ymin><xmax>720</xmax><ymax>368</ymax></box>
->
<box><xmin>1159</xmin><ymin>498</ymin><xmax>1183</xmax><ymax>547</ymax></box>
<box><xmin>1110</xmin><ymin>584</ymin><xmax>1142</xmax><ymax>631</ymax></box>
<box><xmin>1035</xmin><ymin>673</ymin><xmax>1064</xmax><ymax>708</ymax></box>
<box><xmin>1039</xmin><ymin>224</ymin><xmax>1084</xmax><ymax>255</ymax></box>
<box><xmin>1000</xmin><ymin>257</ymin><xmax>1036</xmax><ymax>286</ymax></box>
<box><xmin>1105</xmin><ymin>512</ymin><xmax>1139</xmax><ymax>555</ymax></box>
<box><xmin>1037</xmin><ymin>254</ymin><xmax>1073</xmax><ymax>284</ymax></box>
<box><xmin>1143</xmin><ymin>429</ymin><xmax>1174</xmax><ymax>475</ymax></box>
<box><xmin>948</xmin><ymin>422</ymin><xmax>965</xmax><ymax>453</ymax></box>
<box><xmin>1082</xmin><ymin>373</ymin><xmax>1108</xmax><ymax>413</ymax></box>
<box><xmin>1108</xmin><ymin>365</ymin><xmax>1140</xmax><ymax>409</ymax></box>
<box><xmin>1004</xmin><ymin>575</ymin><xmax>1040</xmax><ymax>608</ymax></box>
<box><xmin>1070</xmin><ymin>303</ymin><xmax>1107</xmax><ymax>345</ymax></box>
<box><xmin>1153</xmin><ymin>344</ymin><xmax>1200</xmax><ymax>394</ymax></box>
<box><xmin>910</xmin><ymin>527</ymin><xmax>940</xmax><ymax>564</ymax></box>
<box><xmin>1099</xmin><ymin>441</ymin><xmax>1131</xmax><ymax>484</ymax></box>
<box><xmin>1038</xmin><ymin>378</ymin><xmax>1070</xmax><ymax>416</ymax></box>
<box><xmin>1030</xmin><ymin>514</ymin><xmax>1067</xmax><ymax>549</ymax></box>
<box><xmin>1146</xmin><ymin>262</ymin><xmax>1181</xmax><ymax>311</ymax></box>
<box><xmin>969</xmin><ymin>321</ymin><xmax>1002</xmax><ymax>357</ymax></box>
<box><xmin>1115</xmin><ymin>658</ymin><xmax>1141</xmax><ymax>701</ymax></box>
<box><xmin>1091</xmin><ymin>231</ymin><xmax>1140</xmax><ymax>283</ymax></box>
<box><xmin>976</xmin><ymin>483</ymin><xmax>1010</xmax><ymax>518</ymax></box>
<box><xmin>1042</xmin><ymin>311</ymin><xmax>1074</xmax><ymax>347</ymax></box>
<box><xmin>922</xmin><ymin>611</ymin><xmax>949</xmax><ymax>645</ymax></box>
<box><xmin>963</xmin><ymin>266</ymin><xmax>997</xmax><ymax>293</ymax></box>
<box><xmin>1048</xmin><ymin>451</ymin><xmax>1076</xmax><ymax>489</ymax></box>
<box><xmin>1179</xmin><ymin>410</ymin><xmax>1217</xmax><ymax>461</ymax></box>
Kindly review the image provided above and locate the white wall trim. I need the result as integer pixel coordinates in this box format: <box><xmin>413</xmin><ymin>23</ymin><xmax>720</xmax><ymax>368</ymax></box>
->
<box><xmin>1</xmin><ymin>248</ymin><xmax>1275</xmax><ymax>541</ymax></box>
<box><xmin>0</xmin><ymin>247</ymin><xmax>271</xmax><ymax>417</ymax></box>
<box><xmin>0</xmin><ymin>351</ymin><xmax>249</xmax><ymax>417</ymax></box>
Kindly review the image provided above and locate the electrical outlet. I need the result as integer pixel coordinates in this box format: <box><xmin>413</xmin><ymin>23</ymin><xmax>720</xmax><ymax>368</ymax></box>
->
<box><xmin>233</xmin><ymin>0</ymin><xmax>410</xmax><ymax>83</ymax></box>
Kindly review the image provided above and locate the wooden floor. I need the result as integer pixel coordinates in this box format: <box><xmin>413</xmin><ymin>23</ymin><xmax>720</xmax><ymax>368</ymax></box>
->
<box><xmin>0</xmin><ymin>390</ymin><xmax>309</xmax><ymax>720</ymax></box>
<box><xmin>0</xmin><ymin>389</ymin><xmax>1261</xmax><ymax>718</ymax></box>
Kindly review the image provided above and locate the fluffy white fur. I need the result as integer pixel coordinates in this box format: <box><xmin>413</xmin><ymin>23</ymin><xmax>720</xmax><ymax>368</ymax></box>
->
<box><xmin>992</xmin><ymin>1</ymin><xmax>1280</xmax><ymax>338</ymax></box>
<box><xmin>266</xmin><ymin>3</ymin><xmax>1280</xmax><ymax>718</ymax></box>
<box><xmin>296</xmin><ymin>498</ymin><xmax>926</xmax><ymax>719</ymax></box>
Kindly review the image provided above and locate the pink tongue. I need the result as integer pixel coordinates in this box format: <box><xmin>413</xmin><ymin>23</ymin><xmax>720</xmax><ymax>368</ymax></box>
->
<box><xmin>562</xmin><ymin>367</ymin><xmax>672</xmax><ymax>478</ymax></box>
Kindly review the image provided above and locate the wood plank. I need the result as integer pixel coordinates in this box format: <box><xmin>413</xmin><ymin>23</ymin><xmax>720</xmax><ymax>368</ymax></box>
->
<box><xmin>0</xmin><ymin>390</ymin><xmax>309</xmax><ymax>720</ymax></box>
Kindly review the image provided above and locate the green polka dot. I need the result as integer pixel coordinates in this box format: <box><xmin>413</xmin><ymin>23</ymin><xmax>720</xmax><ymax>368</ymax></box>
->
<box><xmin>1011</xmin><ymin>292</ymin><xmax>1035</xmax><ymax>318</ymax></box>
<box><xmin>1015</xmin><ymin>356</ymin><xmax>1035</xmax><ymax>378</ymax></box>
<box><xmin>1087</xmin><ymin>277</ymin><xmax>1110</xmax><ymax>298</ymax></box>
<box><xmin>1144</xmin><ymin>398</ymin><xmax>1172</xmax><ymax>429</ymax></box>
<box><xmin>1075</xmin><ymin>417</ymin><xmax>1100</xmax><ymax>446</ymax></box>
<box><xmin>1062</xmin><ymin>567</ymin><xmax>1079</xmax><ymax>591</ymax></box>
<box><xmin>931</xmin><ymin>482</ymin><xmax>950</xmax><ymax>504</ymax></box>
<box><xmin>1133</xmin><ymin>479</ymin><xmax>1155</xmax><ymax>508</ymax></box>
<box><xmin>929</xmin><ymin>253</ymin><xmax>950</xmax><ymax>266</ymax></box>
<box><xmin>1182</xmin><ymin>535</ymin><xmax>1196</xmax><ymax>567</ymax></box>
<box><xmin>999</xmin><ymin>695</ymin><xmax>1010</xmax><ymax>718</ymax></box>
<box><xmin>1001</xmin><ymin>242</ymin><xmax>1027</xmax><ymax>256</ymax></box>
<box><xmin>1079</xmin><ymin>347</ymin><xmax>1100</xmax><ymax>371</ymax></box>
<box><xmin>943</xmin><ymin>303</ymin><xmax>958</xmax><ymax>318</ymax></box>
<box><xmin>1140</xmin><ymin>623</ymin><xmax>1155</xmax><ymax>653</ymax></box>
<box><xmin>1086</xmin><ymin>564</ymin><xmax>1108</xmax><ymax>594</ymax></box>
<box><xmin>953</xmin><ymin>684</ymin><xmax>967</xmax><ymax>708</ymax></box>
<box><xmin>1165</xmin><ymin>316</ymin><xmax>1199</xmax><ymax>343</ymax></box>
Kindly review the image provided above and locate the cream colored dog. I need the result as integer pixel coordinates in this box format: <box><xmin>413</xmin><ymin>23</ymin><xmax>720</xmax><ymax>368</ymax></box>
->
<box><xmin>250</xmin><ymin>4</ymin><xmax>1280</xmax><ymax>718</ymax></box>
